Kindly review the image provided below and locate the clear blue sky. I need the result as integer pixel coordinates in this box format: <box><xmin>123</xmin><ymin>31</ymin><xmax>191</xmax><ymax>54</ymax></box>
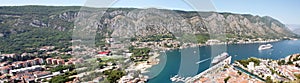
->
<box><xmin>0</xmin><ymin>0</ymin><xmax>299</xmax><ymax>24</ymax></box>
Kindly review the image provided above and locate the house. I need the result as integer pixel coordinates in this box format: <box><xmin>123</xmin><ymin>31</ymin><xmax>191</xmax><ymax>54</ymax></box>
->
<box><xmin>97</xmin><ymin>50</ymin><xmax>111</xmax><ymax>56</ymax></box>
<box><xmin>0</xmin><ymin>75</ymin><xmax>9</xmax><ymax>82</ymax></box>
<box><xmin>34</xmin><ymin>58</ymin><xmax>44</xmax><ymax>65</ymax></box>
<box><xmin>1</xmin><ymin>54</ymin><xmax>17</xmax><ymax>58</ymax></box>
<box><xmin>33</xmin><ymin>71</ymin><xmax>51</xmax><ymax>78</ymax></box>
<box><xmin>0</xmin><ymin>66</ymin><xmax>11</xmax><ymax>74</ymax></box>
<box><xmin>12</xmin><ymin>62</ymin><xmax>27</xmax><ymax>68</ymax></box>
<box><xmin>46</xmin><ymin>58</ymin><xmax>53</xmax><ymax>64</ymax></box>
<box><xmin>65</xmin><ymin>58</ymin><xmax>84</xmax><ymax>65</ymax></box>
<box><xmin>247</xmin><ymin>62</ymin><xmax>255</xmax><ymax>71</ymax></box>
<box><xmin>57</xmin><ymin>59</ymin><xmax>65</xmax><ymax>65</ymax></box>
<box><xmin>10</xmin><ymin>65</ymin><xmax>43</xmax><ymax>75</ymax></box>
<box><xmin>0</xmin><ymin>62</ymin><xmax>8</xmax><ymax>67</ymax></box>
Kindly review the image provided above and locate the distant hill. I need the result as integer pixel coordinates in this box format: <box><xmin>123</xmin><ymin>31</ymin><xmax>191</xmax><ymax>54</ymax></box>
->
<box><xmin>286</xmin><ymin>24</ymin><xmax>300</xmax><ymax>35</ymax></box>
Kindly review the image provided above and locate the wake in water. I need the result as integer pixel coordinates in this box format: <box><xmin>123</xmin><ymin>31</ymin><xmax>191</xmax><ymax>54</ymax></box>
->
<box><xmin>196</xmin><ymin>58</ymin><xmax>210</xmax><ymax>64</ymax></box>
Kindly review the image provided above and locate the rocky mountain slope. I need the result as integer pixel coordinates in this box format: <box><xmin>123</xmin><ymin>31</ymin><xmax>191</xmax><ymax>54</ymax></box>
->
<box><xmin>0</xmin><ymin>6</ymin><xmax>297</xmax><ymax>53</ymax></box>
<box><xmin>0</xmin><ymin>6</ymin><xmax>296</xmax><ymax>38</ymax></box>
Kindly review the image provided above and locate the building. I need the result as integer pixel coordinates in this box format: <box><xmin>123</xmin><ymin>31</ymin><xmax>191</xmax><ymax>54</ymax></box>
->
<box><xmin>98</xmin><ymin>50</ymin><xmax>111</xmax><ymax>56</ymax></box>
<box><xmin>0</xmin><ymin>66</ymin><xmax>11</xmax><ymax>74</ymax></box>
<box><xmin>10</xmin><ymin>65</ymin><xmax>43</xmax><ymax>75</ymax></box>
<box><xmin>34</xmin><ymin>58</ymin><xmax>44</xmax><ymax>65</ymax></box>
<box><xmin>1</xmin><ymin>54</ymin><xmax>17</xmax><ymax>58</ymax></box>
<box><xmin>247</xmin><ymin>62</ymin><xmax>255</xmax><ymax>71</ymax></box>
<box><xmin>206</xmin><ymin>39</ymin><xmax>221</xmax><ymax>45</ymax></box>
<box><xmin>46</xmin><ymin>58</ymin><xmax>66</xmax><ymax>65</ymax></box>
<box><xmin>46</xmin><ymin>58</ymin><xmax>53</xmax><ymax>64</ymax></box>
<box><xmin>65</xmin><ymin>58</ymin><xmax>84</xmax><ymax>65</ymax></box>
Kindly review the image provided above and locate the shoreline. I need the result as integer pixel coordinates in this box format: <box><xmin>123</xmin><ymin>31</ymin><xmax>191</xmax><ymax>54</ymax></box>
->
<box><xmin>142</xmin><ymin>39</ymin><xmax>291</xmax><ymax>80</ymax></box>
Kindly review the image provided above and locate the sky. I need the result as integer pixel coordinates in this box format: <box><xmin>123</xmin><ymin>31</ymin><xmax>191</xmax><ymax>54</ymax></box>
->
<box><xmin>0</xmin><ymin>0</ymin><xmax>299</xmax><ymax>24</ymax></box>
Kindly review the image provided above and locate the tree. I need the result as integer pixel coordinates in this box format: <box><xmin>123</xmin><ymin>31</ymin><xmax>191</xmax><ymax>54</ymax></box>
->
<box><xmin>224</xmin><ymin>76</ymin><xmax>231</xmax><ymax>83</ymax></box>
<box><xmin>287</xmin><ymin>61</ymin><xmax>293</xmax><ymax>65</ymax></box>
<box><xmin>237</xmin><ymin>71</ymin><xmax>242</xmax><ymax>75</ymax></box>
<box><xmin>266</xmin><ymin>76</ymin><xmax>273</xmax><ymax>83</ymax></box>
<box><xmin>104</xmin><ymin>70</ymin><xmax>125</xmax><ymax>83</ymax></box>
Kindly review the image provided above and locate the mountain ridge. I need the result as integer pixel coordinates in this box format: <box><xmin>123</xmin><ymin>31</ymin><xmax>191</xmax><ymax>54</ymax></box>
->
<box><xmin>0</xmin><ymin>6</ymin><xmax>298</xmax><ymax>53</ymax></box>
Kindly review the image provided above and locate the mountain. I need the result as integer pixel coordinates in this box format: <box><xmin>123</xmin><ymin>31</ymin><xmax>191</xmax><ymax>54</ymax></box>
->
<box><xmin>286</xmin><ymin>24</ymin><xmax>300</xmax><ymax>35</ymax></box>
<box><xmin>0</xmin><ymin>6</ymin><xmax>297</xmax><ymax>53</ymax></box>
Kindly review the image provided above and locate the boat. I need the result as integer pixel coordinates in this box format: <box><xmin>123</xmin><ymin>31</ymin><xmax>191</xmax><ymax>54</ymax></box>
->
<box><xmin>170</xmin><ymin>75</ymin><xmax>178</xmax><ymax>81</ymax></box>
<box><xmin>258</xmin><ymin>44</ymin><xmax>273</xmax><ymax>50</ymax></box>
<box><xmin>196</xmin><ymin>58</ymin><xmax>210</xmax><ymax>64</ymax></box>
<box><xmin>211</xmin><ymin>52</ymin><xmax>229</xmax><ymax>65</ymax></box>
<box><xmin>170</xmin><ymin>75</ymin><xmax>190</xmax><ymax>82</ymax></box>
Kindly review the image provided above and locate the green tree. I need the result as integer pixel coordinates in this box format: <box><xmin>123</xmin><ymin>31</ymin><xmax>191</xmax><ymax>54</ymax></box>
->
<box><xmin>224</xmin><ymin>76</ymin><xmax>231</xmax><ymax>83</ymax></box>
<box><xmin>266</xmin><ymin>76</ymin><xmax>273</xmax><ymax>83</ymax></box>
<box><xmin>104</xmin><ymin>70</ymin><xmax>125</xmax><ymax>83</ymax></box>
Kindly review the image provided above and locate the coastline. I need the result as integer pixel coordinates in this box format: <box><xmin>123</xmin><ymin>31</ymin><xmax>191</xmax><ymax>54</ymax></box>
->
<box><xmin>142</xmin><ymin>39</ymin><xmax>285</xmax><ymax>80</ymax></box>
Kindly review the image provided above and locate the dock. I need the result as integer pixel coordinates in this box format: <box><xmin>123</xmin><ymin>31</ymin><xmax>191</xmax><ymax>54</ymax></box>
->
<box><xmin>185</xmin><ymin>56</ymin><xmax>232</xmax><ymax>83</ymax></box>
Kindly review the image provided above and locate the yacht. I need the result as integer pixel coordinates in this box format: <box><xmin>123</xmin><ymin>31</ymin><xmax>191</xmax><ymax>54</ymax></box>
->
<box><xmin>258</xmin><ymin>44</ymin><xmax>273</xmax><ymax>50</ymax></box>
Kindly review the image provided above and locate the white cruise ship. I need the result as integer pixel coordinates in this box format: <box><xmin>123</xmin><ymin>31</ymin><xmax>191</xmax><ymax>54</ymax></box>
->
<box><xmin>258</xmin><ymin>44</ymin><xmax>273</xmax><ymax>50</ymax></box>
<box><xmin>211</xmin><ymin>52</ymin><xmax>229</xmax><ymax>65</ymax></box>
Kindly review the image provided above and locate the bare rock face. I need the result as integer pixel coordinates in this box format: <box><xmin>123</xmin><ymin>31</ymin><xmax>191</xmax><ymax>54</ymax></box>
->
<box><xmin>79</xmin><ymin>8</ymin><xmax>295</xmax><ymax>38</ymax></box>
<box><xmin>0</xmin><ymin>6</ymin><xmax>296</xmax><ymax>38</ymax></box>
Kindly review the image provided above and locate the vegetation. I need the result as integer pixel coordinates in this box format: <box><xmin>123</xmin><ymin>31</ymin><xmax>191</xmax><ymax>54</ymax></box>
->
<box><xmin>138</xmin><ymin>34</ymin><xmax>175</xmax><ymax>42</ymax></box>
<box><xmin>0</xmin><ymin>28</ymin><xmax>71</xmax><ymax>54</ymax></box>
<box><xmin>277</xmin><ymin>60</ymin><xmax>286</xmax><ymax>65</ymax></box>
<box><xmin>237</xmin><ymin>57</ymin><xmax>261</xmax><ymax>67</ymax></box>
<box><xmin>49</xmin><ymin>71</ymin><xmax>76</xmax><ymax>83</ymax></box>
<box><xmin>50</xmin><ymin>65</ymin><xmax>75</xmax><ymax>72</ymax></box>
<box><xmin>294</xmin><ymin>74</ymin><xmax>300</xmax><ymax>79</ymax></box>
<box><xmin>129</xmin><ymin>47</ymin><xmax>151</xmax><ymax>62</ymax></box>
<box><xmin>237</xmin><ymin>71</ymin><xmax>242</xmax><ymax>75</ymax></box>
<box><xmin>287</xmin><ymin>61</ymin><xmax>293</xmax><ymax>65</ymax></box>
<box><xmin>103</xmin><ymin>69</ymin><xmax>125</xmax><ymax>83</ymax></box>
<box><xmin>224</xmin><ymin>76</ymin><xmax>231</xmax><ymax>83</ymax></box>
<box><xmin>195</xmin><ymin>34</ymin><xmax>210</xmax><ymax>43</ymax></box>
<box><xmin>80</xmin><ymin>72</ymin><xmax>103</xmax><ymax>81</ymax></box>
<box><xmin>265</xmin><ymin>76</ymin><xmax>273</xmax><ymax>83</ymax></box>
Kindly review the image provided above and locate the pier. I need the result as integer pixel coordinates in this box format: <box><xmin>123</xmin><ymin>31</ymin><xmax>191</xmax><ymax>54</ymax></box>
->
<box><xmin>185</xmin><ymin>56</ymin><xmax>232</xmax><ymax>83</ymax></box>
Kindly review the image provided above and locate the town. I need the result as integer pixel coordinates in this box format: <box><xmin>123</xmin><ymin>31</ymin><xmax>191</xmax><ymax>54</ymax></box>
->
<box><xmin>0</xmin><ymin>33</ymin><xmax>298</xmax><ymax>83</ymax></box>
<box><xmin>194</xmin><ymin>53</ymin><xmax>300</xmax><ymax>83</ymax></box>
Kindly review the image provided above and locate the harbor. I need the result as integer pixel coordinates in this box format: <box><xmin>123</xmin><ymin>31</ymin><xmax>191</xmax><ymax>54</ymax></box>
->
<box><xmin>147</xmin><ymin>40</ymin><xmax>300</xmax><ymax>83</ymax></box>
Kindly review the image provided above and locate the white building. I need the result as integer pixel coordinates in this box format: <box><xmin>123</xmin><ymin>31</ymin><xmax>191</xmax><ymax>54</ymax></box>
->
<box><xmin>247</xmin><ymin>62</ymin><xmax>255</xmax><ymax>71</ymax></box>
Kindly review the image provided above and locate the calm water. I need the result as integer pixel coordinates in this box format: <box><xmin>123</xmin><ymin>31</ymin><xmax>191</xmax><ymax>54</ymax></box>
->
<box><xmin>146</xmin><ymin>40</ymin><xmax>300</xmax><ymax>83</ymax></box>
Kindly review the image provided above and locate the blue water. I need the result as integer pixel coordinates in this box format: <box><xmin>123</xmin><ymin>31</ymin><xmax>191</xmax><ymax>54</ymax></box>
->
<box><xmin>146</xmin><ymin>40</ymin><xmax>300</xmax><ymax>83</ymax></box>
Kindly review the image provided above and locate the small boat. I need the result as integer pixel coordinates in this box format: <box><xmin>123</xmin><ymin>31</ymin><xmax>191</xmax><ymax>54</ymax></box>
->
<box><xmin>196</xmin><ymin>58</ymin><xmax>210</xmax><ymax>64</ymax></box>
<box><xmin>258</xmin><ymin>44</ymin><xmax>273</xmax><ymax>50</ymax></box>
<box><xmin>170</xmin><ymin>75</ymin><xmax>178</xmax><ymax>81</ymax></box>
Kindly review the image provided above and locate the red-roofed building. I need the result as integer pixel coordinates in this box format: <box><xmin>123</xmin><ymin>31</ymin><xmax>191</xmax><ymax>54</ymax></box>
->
<box><xmin>34</xmin><ymin>58</ymin><xmax>44</xmax><ymax>65</ymax></box>
<box><xmin>52</xmin><ymin>59</ymin><xmax>58</xmax><ymax>65</ymax></box>
<box><xmin>57</xmin><ymin>59</ymin><xmax>65</xmax><ymax>65</ymax></box>
<box><xmin>46</xmin><ymin>58</ymin><xmax>53</xmax><ymax>64</ymax></box>
<box><xmin>98</xmin><ymin>50</ymin><xmax>111</xmax><ymax>56</ymax></box>
<box><xmin>33</xmin><ymin>71</ymin><xmax>51</xmax><ymax>78</ymax></box>
<box><xmin>0</xmin><ymin>66</ymin><xmax>11</xmax><ymax>74</ymax></box>
<box><xmin>1</xmin><ymin>54</ymin><xmax>17</xmax><ymax>58</ymax></box>
<box><xmin>12</xmin><ymin>62</ymin><xmax>27</xmax><ymax>68</ymax></box>
<box><xmin>27</xmin><ymin>60</ymin><xmax>36</xmax><ymax>66</ymax></box>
